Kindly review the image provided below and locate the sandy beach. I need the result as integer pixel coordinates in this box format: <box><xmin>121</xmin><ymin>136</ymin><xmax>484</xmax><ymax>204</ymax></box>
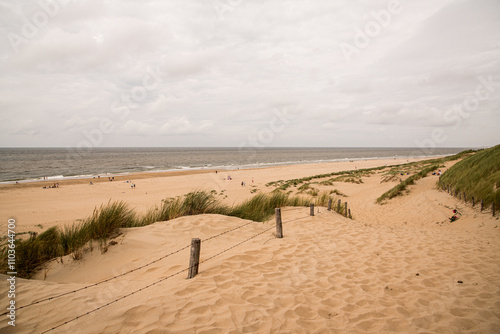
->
<box><xmin>0</xmin><ymin>157</ymin><xmax>429</xmax><ymax>234</ymax></box>
<box><xmin>1</xmin><ymin>157</ymin><xmax>499</xmax><ymax>333</ymax></box>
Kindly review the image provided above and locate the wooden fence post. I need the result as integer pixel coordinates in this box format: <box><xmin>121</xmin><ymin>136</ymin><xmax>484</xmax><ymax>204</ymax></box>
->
<box><xmin>337</xmin><ymin>199</ymin><xmax>341</xmax><ymax>212</ymax></box>
<box><xmin>348</xmin><ymin>209</ymin><xmax>352</xmax><ymax>219</ymax></box>
<box><xmin>463</xmin><ymin>192</ymin><xmax>466</xmax><ymax>203</ymax></box>
<box><xmin>481</xmin><ymin>199</ymin><xmax>484</xmax><ymax>212</ymax></box>
<box><xmin>275</xmin><ymin>208</ymin><xmax>283</xmax><ymax>238</ymax></box>
<box><xmin>472</xmin><ymin>196</ymin><xmax>475</xmax><ymax>208</ymax></box>
<box><xmin>328</xmin><ymin>198</ymin><xmax>332</xmax><ymax>211</ymax></box>
<box><xmin>344</xmin><ymin>202</ymin><xmax>348</xmax><ymax>218</ymax></box>
<box><xmin>310</xmin><ymin>203</ymin><xmax>314</xmax><ymax>216</ymax></box>
<box><xmin>493</xmin><ymin>203</ymin><xmax>496</xmax><ymax>217</ymax></box>
<box><xmin>188</xmin><ymin>238</ymin><xmax>201</xmax><ymax>279</ymax></box>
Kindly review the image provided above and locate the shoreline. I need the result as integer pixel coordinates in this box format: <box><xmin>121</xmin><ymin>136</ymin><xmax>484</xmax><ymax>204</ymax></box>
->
<box><xmin>0</xmin><ymin>154</ymin><xmax>448</xmax><ymax>190</ymax></box>
<box><xmin>0</xmin><ymin>149</ymin><xmax>465</xmax><ymax>186</ymax></box>
<box><xmin>1</xmin><ymin>156</ymin><xmax>441</xmax><ymax>234</ymax></box>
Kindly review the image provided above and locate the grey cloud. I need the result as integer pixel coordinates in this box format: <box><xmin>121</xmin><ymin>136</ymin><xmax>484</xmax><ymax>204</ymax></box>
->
<box><xmin>0</xmin><ymin>0</ymin><xmax>498</xmax><ymax>147</ymax></box>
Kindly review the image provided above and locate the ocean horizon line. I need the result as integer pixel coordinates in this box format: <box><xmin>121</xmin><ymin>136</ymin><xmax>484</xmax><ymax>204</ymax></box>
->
<box><xmin>0</xmin><ymin>147</ymin><xmax>473</xmax><ymax>184</ymax></box>
<box><xmin>0</xmin><ymin>146</ymin><xmax>479</xmax><ymax>149</ymax></box>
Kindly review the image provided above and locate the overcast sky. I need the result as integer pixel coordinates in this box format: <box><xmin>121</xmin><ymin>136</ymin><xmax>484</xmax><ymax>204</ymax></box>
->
<box><xmin>0</xmin><ymin>0</ymin><xmax>499</xmax><ymax>148</ymax></box>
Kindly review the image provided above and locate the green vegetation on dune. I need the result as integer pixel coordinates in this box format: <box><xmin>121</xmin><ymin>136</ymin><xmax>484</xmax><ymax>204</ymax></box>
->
<box><xmin>137</xmin><ymin>191</ymin><xmax>231</xmax><ymax>227</ymax></box>
<box><xmin>5</xmin><ymin>201</ymin><xmax>136</xmax><ymax>278</ymax></box>
<box><xmin>265</xmin><ymin>167</ymin><xmax>382</xmax><ymax>192</ymax></box>
<box><xmin>261</xmin><ymin>150</ymin><xmax>475</xmax><ymax>205</ymax></box>
<box><xmin>375</xmin><ymin>149</ymin><xmax>476</xmax><ymax>204</ymax></box>
<box><xmin>229</xmin><ymin>191</ymin><xmax>310</xmax><ymax>222</ymax></box>
<box><xmin>376</xmin><ymin>165</ymin><xmax>441</xmax><ymax>204</ymax></box>
<box><xmin>266</xmin><ymin>150</ymin><xmax>475</xmax><ymax>195</ymax></box>
<box><xmin>0</xmin><ymin>190</ymin><xmax>346</xmax><ymax>278</ymax></box>
<box><xmin>439</xmin><ymin>144</ymin><xmax>500</xmax><ymax>209</ymax></box>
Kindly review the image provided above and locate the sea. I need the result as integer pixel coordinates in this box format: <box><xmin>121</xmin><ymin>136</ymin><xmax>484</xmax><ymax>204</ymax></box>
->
<box><xmin>0</xmin><ymin>147</ymin><xmax>469</xmax><ymax>184</ymax></box>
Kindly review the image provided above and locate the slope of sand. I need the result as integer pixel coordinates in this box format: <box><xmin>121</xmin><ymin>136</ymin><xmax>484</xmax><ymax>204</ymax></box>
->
<box><xmin>1</xmin><ymin>158</ymin><xmax>500</xmax><ymax>333</ymax></box>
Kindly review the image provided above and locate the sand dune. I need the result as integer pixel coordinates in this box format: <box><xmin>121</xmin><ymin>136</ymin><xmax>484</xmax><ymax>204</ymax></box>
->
<box><xmin>1</xmin><ymin>159</ymin><xmax>500</xmax><ymax>333</ymax></box>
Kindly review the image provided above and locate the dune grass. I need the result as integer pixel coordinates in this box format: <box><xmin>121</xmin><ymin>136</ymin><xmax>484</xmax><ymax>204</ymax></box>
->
<box><xmin>136</xmin><ymin>191</ymin><xmax>231</xmax><ymax>227</ymax></box>
<box><xmin>376</xmin><ymin>165</ymin><xmax>441</xmax><ymax>204</ymax></box>
<box><xmin>375</xmin><ymin>149</ymin><xmax>477</xmax><ymax>204</ymax></box>
<box><xmin>1</xmin><ymin>190</ymin><xmax>345</xmax><ymax>278</ymax></box>
<box><xmin>10</xmin><ymin>227</ymin><xmax>61</xmax><ymax>278</ymax></box>
<box><xmin>381</xmin><ymin>149</ymin><xmax>475</xmax><ymax>178</ymax></box>
<box><xmin>265</xmin><ymin>167</ymin><xmax>382</xmax><ymax>191</ymax></box>
<box><xmin>439</xmin><ymin>144</ymin><xmax>500</xmax><ymax>208</ymax></box>
<box><xmin>3</xmin><ymin>201</ymin><xmax>136</xmax><ymax>277</ymax></box>
<box><xmin>229</xmin><ymin>191</ymin><xmax>311</xmax><ymax>222</ymax></box>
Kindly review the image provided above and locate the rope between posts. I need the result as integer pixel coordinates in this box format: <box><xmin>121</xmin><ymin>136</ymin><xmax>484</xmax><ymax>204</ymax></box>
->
<box><xmin>40</xmin><ymin>220</ymin><xmax>285</xmax><ymax>333</ymax></box>
<box><xmin>0</xmin><ymin>244</ymin><xmax>190</xmax><ymax>317</ymax></box>
<box><xmin>39</xmin><ymin>265</ymin><xmax>191</xmax><ymax>334</ymax></box>
<box><xmin>7</xmin><ymin>208</ymin><xmax>313</xmax><ymax>315</ymax></box>
<box><xmin>1</xmin><ymin>219</ymin><xmax>259</xmax><ymax>316</ymax></box>
<box><xmin>24</xmin><ymin>207</ymin><xmax>321</xmax><ymax>333</ymax></box>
